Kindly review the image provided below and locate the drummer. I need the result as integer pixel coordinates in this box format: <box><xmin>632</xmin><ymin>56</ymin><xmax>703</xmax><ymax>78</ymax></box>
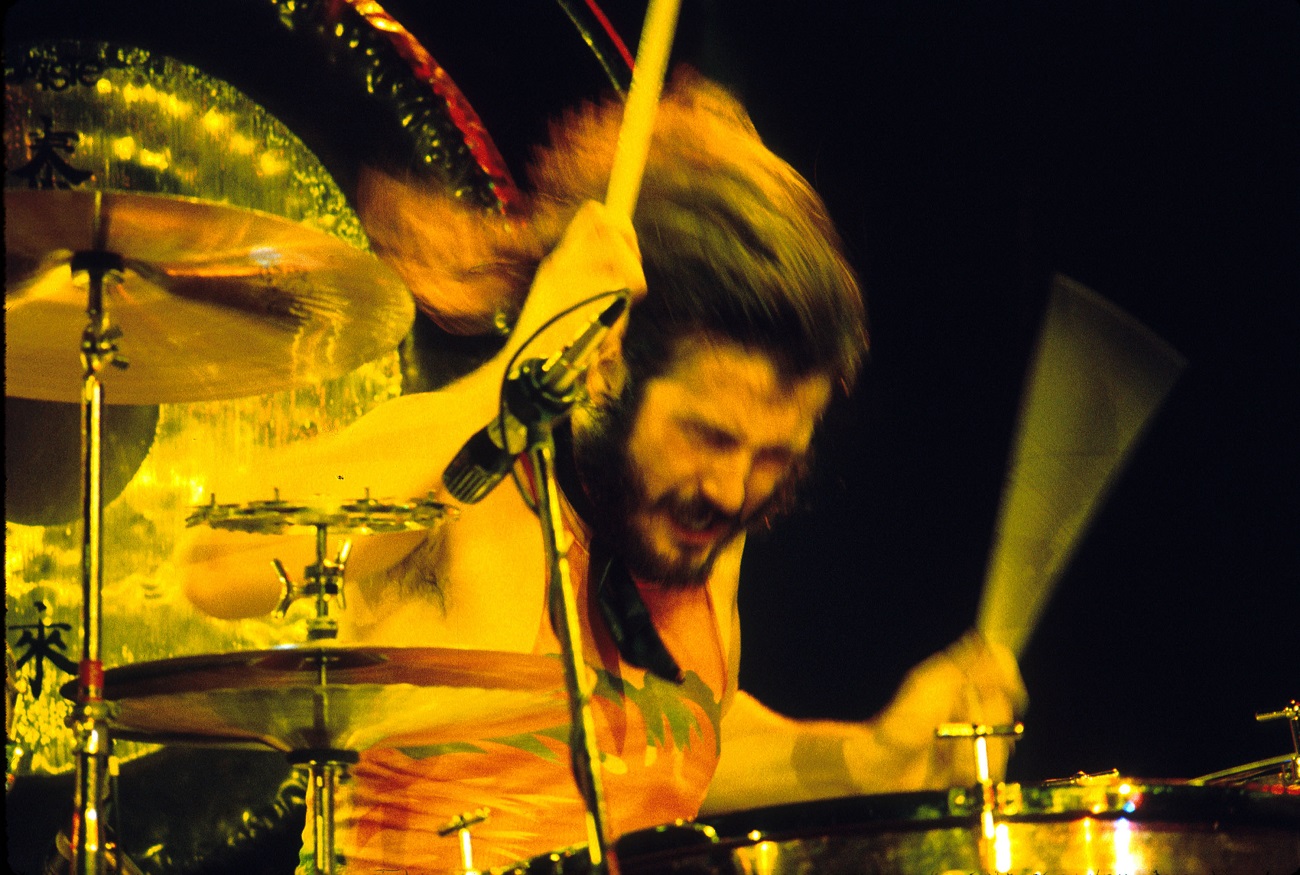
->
<box><xmin>179</xmin><ymin>70</ymin><xmax>1026</xmax><ymax>873</ymax></box>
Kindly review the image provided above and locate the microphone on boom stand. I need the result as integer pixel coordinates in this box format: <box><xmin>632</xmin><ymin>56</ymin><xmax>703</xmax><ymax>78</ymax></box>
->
<box><xmin>442</xmin><ymin>293</ymin><xmax>630</xmax><ymax>504</ymax></box>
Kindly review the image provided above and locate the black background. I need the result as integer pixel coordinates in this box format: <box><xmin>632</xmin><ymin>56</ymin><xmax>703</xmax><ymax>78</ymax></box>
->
<box><xmin>4</xmin><ymin>2</ymin><xmax>1298</xmax><ymax>864</ymax></box>
<box><xmin>379</xmin><ymin>0</ymin><xmax>1300</xmax><ymax>784</ymax></box>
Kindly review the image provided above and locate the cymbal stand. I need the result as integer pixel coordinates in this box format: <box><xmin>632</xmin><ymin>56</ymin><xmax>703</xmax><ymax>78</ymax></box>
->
<box><xmin>272</xmin><ymin>527</ymin><xmax>354</xmax><ymax>873</ymax></box>
<box><xmin>272</xmin><ymin>524</ymin><xmax>352</xmax><ymax>640</ymax></box>
<box><xmin>288</xmin><ymin>742</ymin><xmax>358</xmax><ymax>875</ymax></box>
<box><xmin>511</xmin><ymin>357</ymin><xmax>618</xmax><ymax>875</ymax></box>
<box><xmin>68</xmin><ymin>201</ymin><xmax>129</xmax><ymax>875</ymax></box>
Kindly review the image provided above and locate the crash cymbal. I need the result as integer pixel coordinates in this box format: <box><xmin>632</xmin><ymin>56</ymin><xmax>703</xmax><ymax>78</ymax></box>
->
<box><xmin>186</xmin><ymin>492</ymin><xmax>455</xmax><ymax>535</ymax></box>
<box><xmin>4</xmin><ymin>188</ymin><xmax>415</xmax><ymax>404</ymax></box>
<box><xmin>64</xmin><ymin>646</ymin><xmax>569</xmax><ymax>753</ymax></box>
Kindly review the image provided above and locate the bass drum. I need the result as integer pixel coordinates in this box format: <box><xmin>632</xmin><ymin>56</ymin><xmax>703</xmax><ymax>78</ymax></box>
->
<box><xmin>504</xmin><ymin>780</ymin><xmax>1300</xmax><ymax>875</ymax></box>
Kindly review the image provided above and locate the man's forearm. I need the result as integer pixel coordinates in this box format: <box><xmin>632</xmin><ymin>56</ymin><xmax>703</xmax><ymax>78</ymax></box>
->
<box><xmin>702</xmin><ymin>691</ymin><xmax>900</xmax><ymax>815</ymax></box>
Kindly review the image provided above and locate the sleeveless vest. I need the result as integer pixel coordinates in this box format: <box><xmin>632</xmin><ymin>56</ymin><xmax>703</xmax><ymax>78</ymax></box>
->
<box><xmin>319</xmin><ymin>502</ymin><xmax>729</xmax><ymax>873</ymax></box>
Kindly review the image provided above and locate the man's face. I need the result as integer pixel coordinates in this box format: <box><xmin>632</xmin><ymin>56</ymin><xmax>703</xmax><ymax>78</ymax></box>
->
<box><xmin>575</xmin><ymin>338</ymin><xmax>832</xmax><ymax>586</ymax></box>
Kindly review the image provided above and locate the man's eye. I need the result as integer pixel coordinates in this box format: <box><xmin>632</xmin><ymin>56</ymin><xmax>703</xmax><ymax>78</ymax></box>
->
<box><xmin>685</xmin><ymin>422</ymin><xmax>736</xmax><ymax>449</ymax></box>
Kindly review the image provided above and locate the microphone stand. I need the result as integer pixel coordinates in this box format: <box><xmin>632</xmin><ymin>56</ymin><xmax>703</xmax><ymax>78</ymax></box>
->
<box><xmin>509</xmin><ymin>360</ymin><xmax>619</xmax><ymax>875</ymax></box>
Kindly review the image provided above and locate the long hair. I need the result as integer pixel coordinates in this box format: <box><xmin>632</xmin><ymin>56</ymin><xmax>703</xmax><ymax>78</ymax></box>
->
<box><xmin>529</xmin><ymin>69</ymin><xmax>868</xmax><ymax>392</ymax></box>
<box><xmin>359</xmin><ymin>69</ymin><xmax>868</xmax><ymax>389</ymax></box>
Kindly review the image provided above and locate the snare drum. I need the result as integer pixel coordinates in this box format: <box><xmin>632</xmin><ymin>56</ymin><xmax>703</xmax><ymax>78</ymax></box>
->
<box><xmin>504</xmin><ymin>779</ymin><xmax>1300</xmax><ymax>874</ymax></box>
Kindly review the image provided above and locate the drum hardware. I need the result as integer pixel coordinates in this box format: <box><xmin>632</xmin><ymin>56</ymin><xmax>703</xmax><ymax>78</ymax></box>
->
<box><xmin>1256</xmin><ymin>699</ymin><xmax>1300</xmax><ymax>785</ymax></box>
<box><xmin>42</xmin><ymin>188</ymin><xmax>134</xmax><ymax>875</ymax></box>
<box><xmin>286</xmin><ymin>748</ymin><xmax>359</xmax><ymax>875</ymax></box>
<box><xmin>5</xmin><ymin>11</ymin><xmax>507</xmax><ymax>870</ymax></box>
<box><xmin>1193</xmin><ymin>699</ymin><xmax>1300</xmax><ymax>788</ymax></box>
<box><xmin>439</xmin><ymin>807</ymin><xmax>492</xmax><ymax>875</ymax></box>
<box><xmin>4</xmin><ymin>183</ymin><xmax>417</xmax><ymax>873</ymax></box>
<box><xmin>272</xmin><ymin>533</ymin><xmax>351</xmax><ymax>641</ymax></box>
<box><xmin>4</xmin><ymin>188</ymin><xmax>416</xmax><ymax>405</ymax></box>
<box><xmin>936</xmin><ymin>720</ymin><xmax>1025</xmax><ymax>873</ymax></box>
<box><xmin>1041</xmin><ymin>767</ymin><xmax>1121</xmax><ymax>785</ymax></box>
<box><xmin>187</xmin><ymin>489</ymin><xmax>455</xmax><ymax>639</ymax></box>
<box><xmin>61</xmin><ymin>646</ymin><xmax>568</xmax><ymax>874</ymax></box>
<box><xmin>503</xmin><ymin>779</ymin><xmax>1300</xmax><ymax>874</ymax></box>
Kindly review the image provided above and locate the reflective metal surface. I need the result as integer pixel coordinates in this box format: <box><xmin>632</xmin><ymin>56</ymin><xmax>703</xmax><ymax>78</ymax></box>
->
<box><xmin>71</xmin><ymin>646</ymin><xmax>569</xmax><ymax>753</ymax></box>
<box><xmin>1</xmin><ymin>4</ymin><xmax>596</xmax><ymax>870</ymax></box>
<box><xmin>4</xmin><ymin>397</ymin><xmax>160</xmax><ymax>526</ymax></box>
<box><xmin>189</xmin><ymin>492</ymin><xmax>454</xmax><ymax>535</ymax></box>
<box><xmin>4</xmin><ymin>40</ymin><xmax>405</xmax><ymax>778</ymax></box>
<box><xmin>505</xmin><ymin>780</ymin><xmax>1300</xmax><ymax>875</ymax></box>
<box><xmin>5</xmin><ymin>188</ymin><xmax>415</xmax><ymax>404</ymax></box>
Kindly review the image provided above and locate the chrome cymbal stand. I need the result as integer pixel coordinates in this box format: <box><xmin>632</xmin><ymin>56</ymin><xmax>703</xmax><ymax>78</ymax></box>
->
<box><xmin>272</xmin><ymin>522</ymin><xmax>352</xmax><ymax>641</ymax></box>
<box><xmin>68</xmin><ymin>192</ymin><xmax>129</xmax><ymax>875</ymax></box>
<box><xmin>272</xmin><ymin>524</ymin><xmax>353</xmax><ymax>873</ymax></box>
<box><xmin>1255</xmin><ymin>700</ymin><xmax>1300</xmax><ymax>785</ymax></box>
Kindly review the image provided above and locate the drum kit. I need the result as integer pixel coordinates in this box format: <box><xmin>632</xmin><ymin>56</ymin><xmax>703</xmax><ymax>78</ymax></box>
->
<box><xmin>1</xmin><ymin>173</ymin><xmax>580</xmax><ymax>874</ymax></box>
<box><xmin>4</xmin><ymin>6</ymin><xmax>1299</xmax><ymax>875</ymax></box>
<box><xmin>7</xmin><ymin>180</ymin><xmax>1300</xmax><ymax>875</ymax></box>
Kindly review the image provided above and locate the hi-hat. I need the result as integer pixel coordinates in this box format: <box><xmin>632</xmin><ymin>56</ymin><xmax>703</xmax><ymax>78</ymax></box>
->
<box><xmin>64</xmin><ymin>646</ymin><xmax>570</xmax><ymax>753</ymax></box>
<box><xmin>4</xmin><ymin>188</ymin><xmax>415</xmax><ymax>404</ymax></box>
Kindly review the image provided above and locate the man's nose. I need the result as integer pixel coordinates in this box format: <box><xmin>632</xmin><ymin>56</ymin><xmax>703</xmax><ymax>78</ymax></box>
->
<box><xmin>700</xmin><ymin>452</ymin><xmax>749</xmax><ymax>517</ymax></box>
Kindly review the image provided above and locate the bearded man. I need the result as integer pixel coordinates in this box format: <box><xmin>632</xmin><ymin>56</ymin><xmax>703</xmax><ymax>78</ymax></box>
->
<box><xmin>180</xmin><ymin>71</ymin><xmax>1025</xmax><ymax>874</ymax></box>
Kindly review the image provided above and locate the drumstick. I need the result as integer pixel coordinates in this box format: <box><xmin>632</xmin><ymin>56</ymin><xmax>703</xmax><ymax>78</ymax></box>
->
<box><xmin>604</xmin><ymin>0</ymin><xmax>683</xmax><ymax>219</ymax></box>
<box><xmin>977</xmin><ymin>276</ymin><xmax>1185</xmax><ymax>658</ymax></box>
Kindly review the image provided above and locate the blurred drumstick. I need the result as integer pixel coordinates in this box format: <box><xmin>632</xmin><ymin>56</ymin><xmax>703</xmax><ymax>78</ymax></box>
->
<box><xmin>977</xmin><ymin>275</ymin><xmax>1186</xmax><ymax>658</ymax></box>
<box><xmin>605</xmin><ymin>0</ymin><xmax>682</xmax><ymax>218</ymax></box>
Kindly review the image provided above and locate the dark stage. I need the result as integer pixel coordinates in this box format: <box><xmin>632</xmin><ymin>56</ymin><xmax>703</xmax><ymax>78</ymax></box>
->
<box><xmin>5</xmin><ymin>0</ymin><xmax>1298</xmax><ymax>872</ymax></box>
<box><xmin>368</xmin><ymin>0</ymin><xmax>1300</xmax><ymax>786</ymax></box>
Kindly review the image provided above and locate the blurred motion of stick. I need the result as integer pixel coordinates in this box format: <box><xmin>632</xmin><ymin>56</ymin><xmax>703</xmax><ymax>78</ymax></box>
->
<box><xmin>978</xmin><ymin>275</ymin><xmax>1187</xmax><ymax>657</ymax></box>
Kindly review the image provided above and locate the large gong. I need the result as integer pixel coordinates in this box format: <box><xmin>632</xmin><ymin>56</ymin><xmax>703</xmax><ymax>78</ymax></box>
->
<box><xmin>3</xmin><ymin>1</ymin><xmax>629</xmax><ymax>872</ymax></box>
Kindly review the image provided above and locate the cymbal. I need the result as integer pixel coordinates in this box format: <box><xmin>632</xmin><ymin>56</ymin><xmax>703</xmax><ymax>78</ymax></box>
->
<box><xmin>65</xmin><ymin>646</ymin><xmax>569</xmax><ymax>754</ymax></box>
<box><xmin>4</xmin><ymin>188</ymin><xmax>415</xmax><ymax>404</ymax></box>
<box><xmin>187</xmin><ymin>492</ymin><xmax>456</xmax><ymax>534</ymax></box>
<box><xmin>5</xmin><ymin>397</ymin><xmax>159</xmax><ymax>526</ymax></box>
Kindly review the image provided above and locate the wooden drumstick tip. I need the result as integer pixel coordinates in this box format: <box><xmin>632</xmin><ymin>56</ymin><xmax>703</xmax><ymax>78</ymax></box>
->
<box><xmin>604</xmin><ymin>0</ymin><xmax>683</xmax><ymax>220</ymax></box>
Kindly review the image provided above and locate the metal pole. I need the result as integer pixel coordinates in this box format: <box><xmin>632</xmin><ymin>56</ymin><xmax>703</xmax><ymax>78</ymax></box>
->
<box><xmin>527</xmin><ymin>439</ymin><xmax>619</xmax><ymax>875</ymax></box>
<box><xmin>70</xmin><ymin>236</ymin><xmax>124</xmax><ymax>875</ymax></box>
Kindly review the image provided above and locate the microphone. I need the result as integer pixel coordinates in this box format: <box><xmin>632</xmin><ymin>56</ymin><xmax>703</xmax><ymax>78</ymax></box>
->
<box><xmin>442</xmin><ymin>294</ymin><xmax>630</xmax><ymax>504</ymax></box>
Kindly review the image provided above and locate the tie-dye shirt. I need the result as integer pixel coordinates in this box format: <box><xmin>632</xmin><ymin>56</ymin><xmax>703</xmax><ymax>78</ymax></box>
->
<box><xmin>315</xmin><ymin>506</ymin><xmax>729</xmax><ymax>874</ymax></box>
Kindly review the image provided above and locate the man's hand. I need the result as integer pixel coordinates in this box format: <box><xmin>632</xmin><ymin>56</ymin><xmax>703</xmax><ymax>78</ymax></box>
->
<box><xmin>854</xmin><ymin>630</ymin><xmax>1028</xmax><ymax>789</ymax></box>
<box><xmin>511</xmin><ymin>201</ymin><xmax>646</xmax><ymax>361</ymax></box>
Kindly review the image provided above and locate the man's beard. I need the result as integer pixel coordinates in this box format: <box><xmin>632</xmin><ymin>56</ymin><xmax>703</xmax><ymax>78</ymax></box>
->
<box><xmin>571</xmin><ymin>384</ymin><xmax>807</xmax><ymax>588</ymax></box>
